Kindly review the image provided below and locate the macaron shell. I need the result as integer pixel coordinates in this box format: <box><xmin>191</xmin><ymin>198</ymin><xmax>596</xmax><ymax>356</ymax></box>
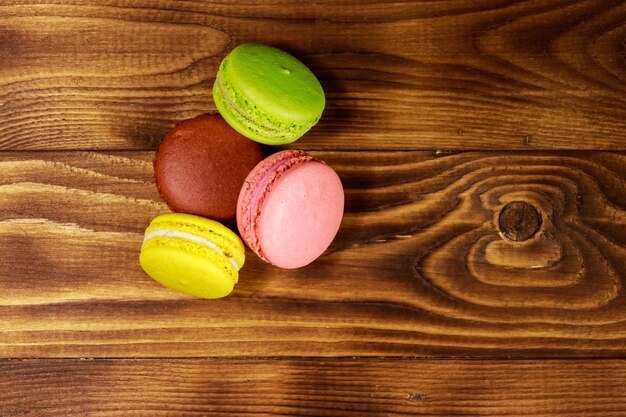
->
<box><xmin>214</xmin><ymin>43</ymin><xmax>325</xmax><ymax>145</ymax></box>
<box><xmin>140</xmin><ymin>242</ymin><xmax>235</xmax><ymax>299</ymax></box>
<box><xmin>236</xmin><ymin>150</ymin><xmax>311</xmax><ymax>259</ymax></box>
<box><xmin>221</xmin><ymin>44</ymin><xmax>324</xmax><ymax>123</ymax></box>
<box><xmin>139</xmin><ymin>213</ymin><xmax>245</xmax><ymax>298</ymax></box>
<box><xmin>256</xmin><ymin>161</ymin><xmax>344</xmax><ymax>269</ymax></box>
<box><xmin>154</xmin><ymin>114</ymin><xmax>264</xmax><ymax>221</ymax></box>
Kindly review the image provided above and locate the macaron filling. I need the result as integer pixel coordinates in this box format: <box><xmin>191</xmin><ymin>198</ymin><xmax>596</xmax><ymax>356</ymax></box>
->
<box><xmin>215</xmin><ymin>75</ymin><xmax>281</xmax><ymax>135</ymax></box>
<box><xmin>143</xmin><ymin>229</ymin><xmax>240</xmax><ymax>271</ymax></box>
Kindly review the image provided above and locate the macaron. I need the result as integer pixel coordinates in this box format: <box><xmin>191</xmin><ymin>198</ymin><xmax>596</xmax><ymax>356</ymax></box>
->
<box><xmin>154</xmin><ymin>113</ymin><xmax>264</xmax><ymax>221</ymax></box>
<box><xmin>237</xmin><ymin>150</ymin><xmax>344</xmax><ymax>269</ymax></box>
<box><xmin>213</xmin><ymin>43</ymin><xmax>325</xmax><ymax>145</ymax></box>
<box><xmin>139</xmin><ymin>213</ymin><xmax>245</xmax><ymax>298</ymax></box>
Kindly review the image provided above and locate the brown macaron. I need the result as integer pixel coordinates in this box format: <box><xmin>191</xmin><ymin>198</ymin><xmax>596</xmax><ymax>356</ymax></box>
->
<box><xmin>154</xmin><ymin>113</ymin><xmax>264</xmax><ymax>221</ymax></box>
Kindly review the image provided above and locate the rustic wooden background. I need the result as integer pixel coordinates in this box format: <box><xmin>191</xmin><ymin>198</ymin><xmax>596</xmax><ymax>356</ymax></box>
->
<box><xmin>1</xmin><ymin>0</ymin><xmax>626</xmax><ymax>415</ymax></box>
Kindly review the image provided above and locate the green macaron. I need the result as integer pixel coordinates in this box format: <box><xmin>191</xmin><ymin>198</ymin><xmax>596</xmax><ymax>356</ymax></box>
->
<box><xmin>213</xmin><ymin>43</ymin><xmax>325</xmax><ymax>145</ymax></box>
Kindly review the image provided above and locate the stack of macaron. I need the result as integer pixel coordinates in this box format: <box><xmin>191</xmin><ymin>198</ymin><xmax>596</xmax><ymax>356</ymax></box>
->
<box><xmin>140</xmin><ymin>43</ymin><xmax>344</xmax><ymax>299</ymax></box>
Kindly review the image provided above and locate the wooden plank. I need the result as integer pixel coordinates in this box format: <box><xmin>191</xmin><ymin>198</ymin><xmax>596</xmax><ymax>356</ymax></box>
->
<box><xmin>0</xmin><ymin>0</ymin><xmax>624</xmax><ymax>151</ymax></box>
<box><xmin>2</xmin><ymin>359</ymin><xmax>626</xmax><ymax>416</ymax></box>
<box><xmin>0</xmin><ymin>150</ymin><xmax>625</xmax><ymax>357</ymax></box>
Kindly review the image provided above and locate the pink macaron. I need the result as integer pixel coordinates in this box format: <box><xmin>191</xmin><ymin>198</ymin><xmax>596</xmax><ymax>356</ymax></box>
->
<box><xmin>237</xmin><ymin>150</ymin><xmax>344</xmax><ymax>269</ymax></box>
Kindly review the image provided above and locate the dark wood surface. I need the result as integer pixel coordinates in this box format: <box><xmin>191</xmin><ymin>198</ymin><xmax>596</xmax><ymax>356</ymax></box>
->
<box><xmin>1</xmin><ymin>151</ymin><xmax>626</xmax><ymax>358</ymax></box>
<box><xmin>3</xmin><ymin>359</ymin><xmax>626</xmax><ymax>416</ymax></box>
<box><xmin>1</xmin><ymin>0</ymin><xmax>626</xmax><ymax>415</ymax></box>
<box><xmin>1</xmin><ymin>0</ymin><xmax>625</xmax><ymax>150</ymax></box>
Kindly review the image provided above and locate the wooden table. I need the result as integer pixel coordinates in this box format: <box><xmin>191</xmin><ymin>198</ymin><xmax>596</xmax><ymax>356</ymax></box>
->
<box><xmin>1</xmin><ymin>1</ymin><xmax>625</xmax><ymax>415</ymax></box>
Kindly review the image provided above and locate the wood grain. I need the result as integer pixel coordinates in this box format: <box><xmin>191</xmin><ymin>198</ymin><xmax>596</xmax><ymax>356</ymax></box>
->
<box><xmin>2</xmin><ymin>359</ymin><xmax>626</xmax><ymax>416</ymax></box>
<box><xmin>1</xmin><ymin>0</ymin><xmax>625</xmax><ymax>150</ymax></box>
<box><xmin>1</xmin><ymin>150</ymin><xmax>625</xmax><ymax>358</ymax></box>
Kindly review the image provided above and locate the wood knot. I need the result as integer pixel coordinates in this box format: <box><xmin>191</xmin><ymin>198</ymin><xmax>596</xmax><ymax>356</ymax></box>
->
<box><xmin>498</xmin><ymin>201</ymin><xmax>541</xmax><ymax>242</ymax></box>
<box><xmin>406</xmin><ymin>392</ymin><xmax>425</xmax><ymax>401</ymax></box>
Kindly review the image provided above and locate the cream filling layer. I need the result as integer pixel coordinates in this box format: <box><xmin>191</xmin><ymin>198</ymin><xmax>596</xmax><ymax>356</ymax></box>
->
<box><xmin>216</xmin><ymin>75</ymin><xmax>282</xmax><ymax>134</ymax></box>
<box><xmin>143</xmin><ymin>229</ymin><xmax>240</xmax><ymax>271</ymax></box>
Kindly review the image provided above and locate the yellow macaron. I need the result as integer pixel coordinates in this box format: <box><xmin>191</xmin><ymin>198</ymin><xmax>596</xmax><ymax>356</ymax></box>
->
<box><xmin>139</xmin><ymin>213</ymin><xmax>245</xmax><ymax>299</ymax></box>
